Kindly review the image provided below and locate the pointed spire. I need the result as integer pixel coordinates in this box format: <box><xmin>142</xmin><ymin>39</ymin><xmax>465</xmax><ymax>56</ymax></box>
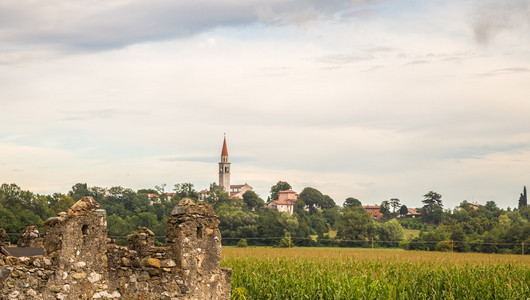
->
<box><xmin>221</xmin><ymin>135</ymin><xmax>228</xmax><ymax>157</ymax></box>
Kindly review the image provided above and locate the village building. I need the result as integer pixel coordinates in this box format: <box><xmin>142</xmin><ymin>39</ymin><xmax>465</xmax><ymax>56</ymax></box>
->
<box><xmin>146</xmin><ymin>192</ymin><xmax>176</xmax><ymax>203</ymax></box>
<box><xmin>229</xmin><ymin>184</ymin><xmax>253</xmax><ymax>199</ymax></box>
<box><xmin>405</xmin><ymin>207</ymin><xmax>421</xmax><ymax>218</ymax></box>
<box><xmin>266</xmin><ymin>190</ymin><xmax>299</xmax><ymax>215</ymax></box>
<box><xmin>363</xmin><ymin>205</ymin><xmax>383</xmax><ymax>219</ymax></box>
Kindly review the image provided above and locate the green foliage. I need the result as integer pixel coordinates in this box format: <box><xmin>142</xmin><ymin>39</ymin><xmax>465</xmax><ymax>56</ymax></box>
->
<box><xmin>422</xmin><ymin>191</ymin><xmax>443</xmax><ymax>224</ymax></box>
<box><xmin>435</xmin><ymin>240</ymin><xmax>453</xmax><ymax>252</ymax></box>
<box><xmin>232</xmin><ymin>287</ymin><xmax>248</xmax><ymax>300</ymax></box>
<box><xmin>343</xmin><ymin>197</ymin><xmax>361</xmax><ymax>208</ymax></box>
<box><xmin>389</xmin><ymin>198</ymin><xmax>401</xmax><ymax>214</ymax></box>
<box><xmin>269</xmin><ymin>181</ymin><xmax>292</xmax><ymax>201</ymax></box>
<box><xmin>173</xmin><ymin>183</ymin><xmax>198</xmax><ymax>200</ymax></box>
<box><xmin>218</xmin><ymin>205</ymin><xmax>258</xmax><ymax>244</ymax></box>
<box><xmin>277</xmin><ymin>236</ymin><xmax>293</xmax><ymax>248</ymax></box>
<box><xmin>337</xmin><ymin>208</ymin><xmax>375</xmax><ymax>247</ymax></box>
<box><xmin>242</xmin><ymin>190</ymin><xmax>264</xmax><ymax>210</ymax></box>
<box><xmin>4</xmin><ymin>182</ymin><xmax>530</xmax><ymax>255</ymax></box>
<box><xmin>379</xmin><ymin>200</ymin><xmax>391</xmax><ymax>218</ymax></box>
<box><xmin>236</xmin><ymin>239</ymin><xmax>248</xmax><ymax>248</ymax></box>
<box><xmin>377</xmin><ymin>219</ymin><xmax>404</xmax><ymax>247</ymax></box>
<box><xmin>298</xmin><ymin>187</ymin><xmax>329</xmax><ymax>212</ymax></box>
<box><xmin>399</xmin><ymin>204</ymin><xmax>408</xmax><ymax>216</ymax></box>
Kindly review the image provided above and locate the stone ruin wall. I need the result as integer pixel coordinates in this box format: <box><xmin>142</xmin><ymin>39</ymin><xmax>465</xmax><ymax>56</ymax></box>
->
<box><xmin>0</xmin><ymin>197</ymin><xmax>231</xmax><ymax>299</ymax></box>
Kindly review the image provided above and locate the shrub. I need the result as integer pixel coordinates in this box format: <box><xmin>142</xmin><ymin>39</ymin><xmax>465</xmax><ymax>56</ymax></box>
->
<box><xmin>236</xmin><ymin>239</ymin><xmax>248</xmax><ymax>248</ymax></box>
<box><xmin>398</xmin><ymin>240</ymin><xmax>410</xmax><ymax>250</ymax></box>
<box><xmin>278</xmin><ymin>237</ymin><xmax>294</xmax><ymax>248</ymax></box>
<box><xmin>435</xmin><ymin>240</ymin><xmax>452</xmax><ymax>252</ymax></box>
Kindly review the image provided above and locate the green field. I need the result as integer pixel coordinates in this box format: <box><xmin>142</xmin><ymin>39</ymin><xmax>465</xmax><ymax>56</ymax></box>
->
<box><xmin>221</xmin><ymin>247</ymin><xmax>530</xmax><ymax>299</ymax></box>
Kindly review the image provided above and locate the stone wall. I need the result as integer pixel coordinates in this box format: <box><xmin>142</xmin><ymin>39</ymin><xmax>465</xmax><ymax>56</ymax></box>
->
<box><xmin>0</xmin><ymin>197</ymin><xmax>231</xmax><ymax>299</ymax></box>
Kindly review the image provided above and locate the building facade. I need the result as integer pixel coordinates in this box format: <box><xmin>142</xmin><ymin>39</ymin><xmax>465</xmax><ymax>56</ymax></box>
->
<box><xmin>266</xmin><ymin>190</ymin><xmax>299</xmax><ymax>215</ymax></box>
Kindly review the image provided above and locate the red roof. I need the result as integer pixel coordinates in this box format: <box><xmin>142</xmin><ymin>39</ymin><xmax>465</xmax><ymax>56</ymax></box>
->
<box><xmin>408</xmin><ymin>208</ymin><xmax>420</xmax><ymax>215</ymax></box>
<box><xmin>363</xmin><ymin>205</ymin><xmax>380</xmax><ymax>209</ymax></box>
<box><xmin>272</xmin><ymin>200</ymin><xmax>296</xmax><ymax>205</ymax></box>
<box><xmin>230</xmin><ymin>185</ymin><xmax>246</xmax><ymax>189</ymax></box>
<box><xmin>278</xmin><ymin>190</ymin><xmax>297</xmax><ymax>194</ymax></box>
<box><xmin>221</xmin><ymin>136</ymin><xmax>228</xmax><ymax>157</ymax></box>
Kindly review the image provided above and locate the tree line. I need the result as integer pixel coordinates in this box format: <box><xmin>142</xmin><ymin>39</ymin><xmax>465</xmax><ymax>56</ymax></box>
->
<box><xmin>1</xmin><ymin>182</ymin><xmax>530</xmax><ymax>254</ymax></box>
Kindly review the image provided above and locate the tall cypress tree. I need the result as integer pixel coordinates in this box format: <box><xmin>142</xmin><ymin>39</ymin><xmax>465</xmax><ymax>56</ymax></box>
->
<box><xmin>518</xmin><ymin>186</ymin><xmax>528</xmax><ymax>208</ymax></box>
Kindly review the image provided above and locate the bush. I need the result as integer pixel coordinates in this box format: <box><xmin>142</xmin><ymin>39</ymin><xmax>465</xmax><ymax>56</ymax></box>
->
<box><xmin>398</xmin><ymin>240</ymin><xmax>410</xmax><ymax>250</ymax></box>
<box><xmin>435</xmin><ymin>240</ymin><xmax>452</xmax><ymax>252</ymax></box>
<box><xmin>236</xmin><ymin>239</ymin><xmax>248</xmax><ymax>248</ymax></box>
<box><xmin>278</xmin><ymin>237</ymin><xmax>294</xmax><ymax>248</ymax></box>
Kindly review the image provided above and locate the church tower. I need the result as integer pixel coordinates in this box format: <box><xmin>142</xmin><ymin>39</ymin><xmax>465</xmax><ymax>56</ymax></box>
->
<box><xmin>219</xmin><ymin>136</ymin><xmax>231</xmax><ymax>192</ymax></box>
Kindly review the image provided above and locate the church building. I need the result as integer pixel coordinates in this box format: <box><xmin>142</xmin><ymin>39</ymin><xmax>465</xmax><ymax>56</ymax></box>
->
<box><xmin>219</xmin><ymin>136</ymin><xmax>253</xmax><ymax>199</ymax></box>
<box><xmin>200</xmin><ymin>136</ymin><xmax>253</xmax><ymax>200</ymax></box>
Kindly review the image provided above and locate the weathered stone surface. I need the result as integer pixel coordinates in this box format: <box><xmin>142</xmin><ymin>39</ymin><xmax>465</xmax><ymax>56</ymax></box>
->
<box><xmin>87</xmin><ymin>272</ymin><xmax>101</xmax><ymax>283</ymax></box>
<box><xmin>0</xmin><ymin>228</ymin><xmax>9</xmax><ymax>246</ymax></box>
<box><xmin>17</xmin><ymin>225</ymin><xmax>42</xmax><ymax>248</ymax></box>
<box><xmin>49</xmin><ymin>284</ymin><xmax>61</xmax><ymax>293</ymax></box>
<box><xmin>10</xmin><ymin>270</ymin><xmax>22</xmax><ymax>278</ymax></box>
<box><xmin>72</xmin><ymin>272</ymin><xmax>86</xmax><ymax>280</ymax></box>
<box><xmin>0</xmin><ymin>196</ymin><xmax>231</xmax><ymax>299</ymax></box>
<box><xmin>142</xmin><ymin>258</ymin><xmax>160</xmax><ymax>268</ymax></box>
<box><xmin>127</xmin><ymin>227</ymin><xmax>154</xmax><ymax>256</ymax></box>
<box><xmin>121</xmin><ymin>257</ymin><xmax>131</xmax><ymax>267</ymax></box>
<box><xmin>160</xmin><ymin>259</ymin><xmax>176</xmax><ymax>268</ymax></box>
<box><xmin>0</xmin><ymin>267</ymin><xmax>10</xmax><ymax>279</ymax></box>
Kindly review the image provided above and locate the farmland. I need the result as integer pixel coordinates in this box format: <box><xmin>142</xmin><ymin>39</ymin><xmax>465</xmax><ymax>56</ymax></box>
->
<box><xmin>221</xmin><ymin>247</ymin><xmax>530</xmax><ymax>299</ymax></box>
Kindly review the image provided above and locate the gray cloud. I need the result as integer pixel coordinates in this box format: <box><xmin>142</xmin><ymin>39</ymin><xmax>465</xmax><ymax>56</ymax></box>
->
<box><xmin>473</xmin><ymin>67</ymin><xmax>530</xmax><ymax>77</ymax></box>
<box><xmin>405</xmin><ymin>60</ymin><xmax>429</xmax><ymax>65</ymax></box>
<box><xmin>472</xmin><ymin>0</ymin><xmax>530</xmax><ymax>44</ymax></box>
<box><xmin>0</xmin><ymin>0</ymin><xmax>381</xmax><ymax>52</ymax></box>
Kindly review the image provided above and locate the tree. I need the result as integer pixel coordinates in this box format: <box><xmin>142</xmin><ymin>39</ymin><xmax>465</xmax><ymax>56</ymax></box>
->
<box><xmin>337</xmin><ymin>208</ymin><xmax>376</xmax><ymax>247</ymax></box>
<box><xmin>321</xmin><ymin>195</ymin><xmax>336</xmax><ymax>209</ymax></box>
<box><xmin>399</xmin><ymin>205</ymin><xmax>408</xmax><ymax>217</ymax></box>
<box><xmin>205</xmin><ymin>183</ymin><xmax>229</xmax><ymax>205</ymax></box>
<box><xmin>379</xmin><ymin>201</ymin><xmax>391</xmax><ymax>219</ymax></box>
<box><xmin>519</xmin><ymin>186</ymin><xmax>528</xmax><ymax>209</ymax></box>
<box><xmin>344</xmin><ymin>197</ymin><xmax>362</xmax><ymax>208</ymax></box>
<box><xmin>270</xmin><ymin>181</ymin><xmax>292</xmax><ymax>201</ymax></box>
<box><xmin>390</xmin><ymin>198</ymin><xmax>401</xmax><ymax>214</ymax></box>
<box><xmin>242</xmin><ymin>190</ymin><xmax>264</xmax><ymax>211</ymax></box>
<box><xmin>173</xmin><ymin>183</ymin><xmax>198</xmax><ymax>200</ymax></box>
<box><xmin>278</xmin><ymin>212</ymin><xmax>299</xmax><ymax>236</ymax></box>
<box><xmin>69</xmin><ymin>183</ymin><xmax>90</xmax><ymax>201</ymax></box>
<box><xmin>298</xmin><ymin>187</ymin><xmax>324</xmax><ymax>212</ymax></box>
<box><xmin>378</xmin><ymin>219</ymin><xmax>404</xmax><ymax>247</ymax></box>
<box><xmin>422</xmin><ymin>191</ymin><xmax>443</xmax><ymax>224</ymax></box>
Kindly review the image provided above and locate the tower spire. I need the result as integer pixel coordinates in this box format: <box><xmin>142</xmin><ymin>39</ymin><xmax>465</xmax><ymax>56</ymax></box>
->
<box><xmin>221</xmin><ymin>135</ymin><xmax>228</xmax><ymax>157</ymax></box>
<box><xmin>219</xmin><ymin>135</ymin><xmax>231</xmax><ymax>192</ymax></box>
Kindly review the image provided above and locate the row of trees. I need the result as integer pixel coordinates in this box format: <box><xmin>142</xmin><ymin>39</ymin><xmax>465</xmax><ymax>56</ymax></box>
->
<box><xmin>2</xmin><ymin>182</ymin><xmax>530</xmax><ymax>254</ymax></box>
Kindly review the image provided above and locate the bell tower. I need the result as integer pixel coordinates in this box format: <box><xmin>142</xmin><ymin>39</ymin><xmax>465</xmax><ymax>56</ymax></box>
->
<box><xmin>218</xmin><ymin>135</ymin><xmax>231</xmax><ymax>192</ymax></box>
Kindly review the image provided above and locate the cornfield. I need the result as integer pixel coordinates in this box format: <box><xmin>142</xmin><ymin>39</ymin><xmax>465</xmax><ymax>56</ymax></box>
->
<box><xmin>221</xmin><ymin>247</ymin><xmax>530</xmax><ymax>299</ymax></box>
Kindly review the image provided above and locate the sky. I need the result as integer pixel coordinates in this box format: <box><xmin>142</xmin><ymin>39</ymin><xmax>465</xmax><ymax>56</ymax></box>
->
<box><xmin>1</xmin><ymin>0</ymin><xmax>530</xmax><ymax>209</ymax></box>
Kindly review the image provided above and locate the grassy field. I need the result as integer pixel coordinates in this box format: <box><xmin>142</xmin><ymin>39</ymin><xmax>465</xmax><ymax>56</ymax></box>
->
<box><xmin>221</xmin><ymin>247</ymin><xmax>530</xmax><ymax>299</ymax></box>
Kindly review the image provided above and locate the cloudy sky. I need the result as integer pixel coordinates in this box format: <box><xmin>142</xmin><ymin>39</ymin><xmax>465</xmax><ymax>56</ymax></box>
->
<box><xmin>1</xmin><ymin>0</ymin><xmax>530</xmax><ymax>209</ymax></box>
